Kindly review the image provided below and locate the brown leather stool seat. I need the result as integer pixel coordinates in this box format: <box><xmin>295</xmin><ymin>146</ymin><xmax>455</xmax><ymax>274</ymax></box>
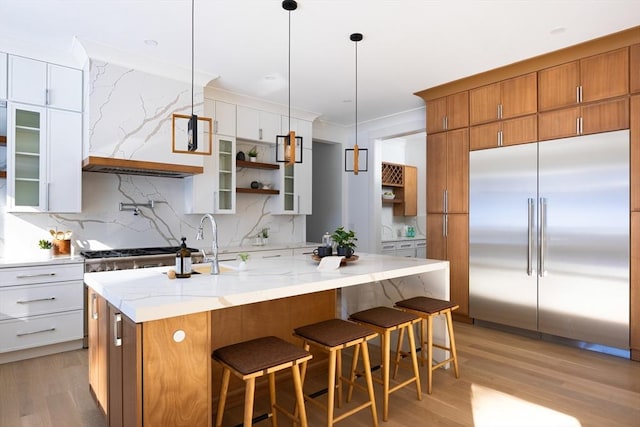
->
<box><xmin>212</xmin><ymin>335</ymin><xmax>312</xmax><ymax>427</ymax></box>
<box><xmin>293</xmin><ymin>318</ymin><xmax>379</xmax><ymax>427</ymax></box>
<box><xmin>349</xmin><ymin>306</ymin><xmax>422</xmax><ymax>421</ymax></box>
<box><xmin>395</xmin><ymin>296</ymin><xmax>460</xmax><ymax>394</ymax></box>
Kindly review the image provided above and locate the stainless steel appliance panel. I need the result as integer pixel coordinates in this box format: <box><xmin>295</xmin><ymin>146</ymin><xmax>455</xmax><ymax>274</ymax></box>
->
<box><xmin>469</xmin><ymin>143</ymin><xmax>539</xmax><ymax>330</ymax></box>
<box><xmin>538</xmin><ymin>130</ymin><xmax>629</xmax><ymax>348</ymax></box>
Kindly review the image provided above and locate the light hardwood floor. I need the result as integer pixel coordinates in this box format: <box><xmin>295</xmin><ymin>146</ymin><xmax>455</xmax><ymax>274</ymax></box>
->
<box><xmin>1</xmin><ymin>322</ymin><xmax>639</xmax><ymax>427</ymax></box>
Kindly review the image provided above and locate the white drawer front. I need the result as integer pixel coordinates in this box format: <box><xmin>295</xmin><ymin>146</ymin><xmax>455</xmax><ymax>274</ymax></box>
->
<box><xmin>251</xmin><ymin>249</ymin><xmax>292</xmax><ymax>259</ymax></box>
<box><xmin>0</xmin><ymin>263</ymin><xmax>84</xmax><ymax>287</ymax></box>
<box><xmin>0</xmin><ymin>311</ymin><xmax>83</xmax><ymax>353</ymax></box>
<box><xmin>0</xmin><ymin>281</ymin><xmax>83</xmax><ymax>320</ymax></box>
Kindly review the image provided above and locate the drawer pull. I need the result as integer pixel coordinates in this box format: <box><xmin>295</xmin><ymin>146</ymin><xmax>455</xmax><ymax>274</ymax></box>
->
<box><xmin>16</xmin><ymin>273</ymin><xmax>56</xmax><ymax>279</ymax></box>
<box><xmin>114</xmin><ymin>313</ymin><xmax>122</xmax><ymax>347</ymax></box>
<box><xmin>16</xmin><ymin>327</ymin><xmax>56</xmax><ymax>337</ymax></box>
<box><xmin>262</xmin><ymin>254</ymin><xmax>282</xmax><ymax>259</ymax></box>
<box><xmin>17</xmin><ymin>297</ymin><xmax>56</xmax><ymax>304</ymax></box>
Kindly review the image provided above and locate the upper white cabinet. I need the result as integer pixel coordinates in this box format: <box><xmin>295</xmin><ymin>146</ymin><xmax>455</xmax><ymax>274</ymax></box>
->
<box><xmin>7</xmin><ymin>103</ymin><xmax>81</xmax><ymax>212</ymax></box>
<box><xmin>8</xmin><ymin>56</ymin><xmax>82</xmax><ymax>112</ymax></box>
<box><xmin>236</xmin><ymin>105</ymin><xmax>280</xmax><ymax>143</ymax></box>
<box><xmin>210</xmin><ymin>100</ymin><xmax>236</xmax><ymax>136</ymax></box>
<box><xmin>0</xmin><ymin>52</ymin><xmax>7</xmax><ymax>100</ymax></box>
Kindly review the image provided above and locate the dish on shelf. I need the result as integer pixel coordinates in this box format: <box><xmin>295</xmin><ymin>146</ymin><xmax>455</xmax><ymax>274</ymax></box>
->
<box><xmin>382</xmin><ymin>192</ymin><xmax>395</xmax><ymax>200</ymax></box>
<box><xmin>311</xmin><ymin>254</ymin><xmax>359</xmax><ymax>265</ymax></box>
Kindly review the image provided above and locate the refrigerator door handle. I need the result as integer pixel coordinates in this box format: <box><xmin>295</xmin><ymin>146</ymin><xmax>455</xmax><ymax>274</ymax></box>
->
<box><xmin>527</xmin><ymin>198</ymin><xmax>534</xmax><ymax>276</ymax></box>
<box><xmin>538</xmin><ymin>197</ymin><xmax>547</xmax><ymax>277</ymax></box>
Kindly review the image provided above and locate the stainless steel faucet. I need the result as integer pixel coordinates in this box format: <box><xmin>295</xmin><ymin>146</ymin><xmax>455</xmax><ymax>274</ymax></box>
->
<box><xmin>196</xmin><ymin>213</ymin><xmax>220</xmax><ymax>275</ymax></box>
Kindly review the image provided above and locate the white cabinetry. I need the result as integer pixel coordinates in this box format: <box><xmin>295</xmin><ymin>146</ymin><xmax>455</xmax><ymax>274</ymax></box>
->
<box><xmin>0</xmin><ymin>261</ymin><xmax>84</xmax><ymax>361</ymax></box>
<box><xmin>210</xmin><ymin>99</ymin><xmax>236</xmax><ymax>136</ymax></box>
<box><xmin>0</xmin><ymin>52</ymin><xmax>7</xmax><ymax>100</ymax></box>
<box><xmin>380</xmin><ymin>239</ymin><xmax>426</xmax><ymax>258</ymax></box>
<box><xmin>8</xmin><ymin>56</ymin><xmax>82</xmax><ymax>111</ymax></box>
<box><xmin>185</xmin><ymin>134</ymin><xmax>236</xmax><ymax>214</ymax></box>
<box><xmin>237</xmin><ymin>105</ymin><xmax>280</xmax><ymax>143</ymax></box>
<box><xmin>7</xmin><ymin>103</ymin><xmax>81</xmax><ymax>212</ymax></box>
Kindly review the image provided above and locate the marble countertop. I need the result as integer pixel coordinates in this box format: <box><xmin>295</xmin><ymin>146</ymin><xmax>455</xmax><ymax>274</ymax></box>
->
<box><xmin>84</xmin><ymin>253</ymin><xmax>449</xmax><ymax>323</ymax></box>
<box><xmin>0</xmin><ymin>255</ymin><xmax>85</xmax><ymax>268</ymax></box>
<box><xmin>381</xmin><ymin>235</ymin><xmax>426</xmax><ymax>243</ymax></box>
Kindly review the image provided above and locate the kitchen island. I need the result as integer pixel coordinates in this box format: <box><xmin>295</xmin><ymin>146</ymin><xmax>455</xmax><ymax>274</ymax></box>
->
<box><xmin>84</xmin><ymin>253</ymin><xmax>450</xmax><ymax>427</ymax></box>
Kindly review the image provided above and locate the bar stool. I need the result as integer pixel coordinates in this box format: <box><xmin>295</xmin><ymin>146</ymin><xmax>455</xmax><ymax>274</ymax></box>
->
<box><xmin>394</xmin><ymin>296</ymin><xmax>460</xmax><ymax>394</ymax></box>
<box><xmin>293</xmin><ymin>318</ymin><xmax>379</xmax><ymax>427</ymax></box>
<box><xmin>212</xmin><ymin>335</ymin><xmax>312</xmax><ymax>427</ymax></box>
<box><xmin>348</xmin><ymin>306</ymin><xmax>422</xmax><ymax>421</ymax></box>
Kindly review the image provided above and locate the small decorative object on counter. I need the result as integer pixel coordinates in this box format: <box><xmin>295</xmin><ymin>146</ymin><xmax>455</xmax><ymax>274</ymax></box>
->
<box><xmin>38</xmin><ymin>239</ymin><xmax>52</xmax><ymax>250</ymax></box>
<box><xmin>261</xmin><ymin>227</ymin><xmax>269</xmax><ymax>245</ymax></box>
<box><xmin>236</xmin><ymin>151</ymin><xmax>246</xmax><ymax>161</ymax></box>
<box><xmin>248</xmin><ymin>146</ymin><xmax>258</xmax><ymax>162</ymax></box>
<box><xmin>251</xmin><ymin>181</ymin><xmax>260</xmax><ymax>189</ymax></box>
<box><xmin>238</xmin><ymin>252</ymin><xmax>249</xmax><ymax>270</ymax></box>
<box><xmin>175</xmin><ymin>237</ymin><xmax>192</xmax><ymax>278</ymax></box>
<box><xmin>331</xmin><ymin>226</ymin><xmax>357</xmax><ymax>258</ymax></box>
<box><xmin>322</xmin><ymin>231</ymin><xmax>332</xmax><ymax>247</ymax></box>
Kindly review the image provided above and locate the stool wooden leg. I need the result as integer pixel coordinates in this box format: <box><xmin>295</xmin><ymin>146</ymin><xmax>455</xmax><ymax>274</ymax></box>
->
<box><xmin>346</xmin><ymin>342</ymin><xmax>360</xmax><ymax>403</ymax></box>
<box><xmin>445</xmin><ymin>310</ymin><xmax>460</xmax><ymax>378</ymax></box>
<box><xmin>360</xmin><ymin>341</ymin><xmax>379</xmax><ymax>427</ymax></box>
<box><xmin>268</xmin><ymin>372</ymin><xmax>278</xmax><ymax>427</ymax></box>
<box><xmin>392</xmin><ymin>326</ymin><xmax>406</xmax><ymax>379</ymax></box>
<box><xmin>426</xmin><ymin>315</ymin><xmax>434</xmax><ymax>394</ymax></box>
<box><xmin>420</xmin><ymin>318</ymin><xmax>426</xmax><ymax>367</ymax></box>
<box><xmin>381</xmin><ymin>329</ymin><xmax>391</xmax><ymax>421</ymax></box>
<box><xmin>327</xmin><ymin>350</ymin><xmax>337</xmax><ymax>427</ymax></box>
<box><xmin>407</xmin><ymin>321</ymin><xmax>423</xmax><ymax>399</ymax></box>
<box><xmin>244</xmin><ymin>377</ymin><xmax>256</xmax><ymax>427</ymax></box>
<box><xmin>291</xmin><ymin>364</ymin><xmax>308</xmax><ymax>427</ymax></box>
<box><xmin>215</xmin><ymin>368</ymin><xmax>231</xmax><ymax>427</ymax></box>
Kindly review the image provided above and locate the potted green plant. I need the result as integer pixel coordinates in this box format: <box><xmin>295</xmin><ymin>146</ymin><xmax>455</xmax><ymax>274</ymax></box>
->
<box><xmin>238</xmin><ymin>252</ymin><xmax>250</xmax><ymax>270</ymax></box>
<box><xmin>248</xmin><ymin>146</ymin><xmax>258</xmax><ymax>162</ymax></box>
<box><xmin>331</xmin><ymin>226</ymin><xmax>357</xmax><ymax>258</ymax></box>
<box><xmin>38</xmin><ymin>239</ymin><xmax>52</xmax><ymax>250</ymax></box>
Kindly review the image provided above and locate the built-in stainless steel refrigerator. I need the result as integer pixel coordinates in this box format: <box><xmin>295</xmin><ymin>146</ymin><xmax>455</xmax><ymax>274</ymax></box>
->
<box><xmin>469</xmin><ymin>130</ymin><xmax>629</xmax><ymax>350</ymax></box>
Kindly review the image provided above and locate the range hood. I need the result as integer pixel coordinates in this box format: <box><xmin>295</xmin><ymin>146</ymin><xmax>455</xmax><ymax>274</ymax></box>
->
<box><xmin>82</xmin><ymin>156</ymin><xmax>203</xmax><ymax>178</ymax></box>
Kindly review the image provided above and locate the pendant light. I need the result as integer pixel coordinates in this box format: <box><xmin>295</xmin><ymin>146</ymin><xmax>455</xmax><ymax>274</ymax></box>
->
<box><xmin>345</xmin><ymin>32</ymin><xmax>368</xmax><ymax>174</ymax></box>
<box><xmin>276</xmin><ymin>0</ymin><xmax>303</xmax><ymax>165</ymax></box>
<box><xmin>187</xmin><ymin>0</ymin><xmax>198</xmax><ymax>151</ymax></box>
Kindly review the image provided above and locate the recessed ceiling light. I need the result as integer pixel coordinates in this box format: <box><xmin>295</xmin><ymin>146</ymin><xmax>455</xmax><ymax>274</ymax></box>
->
<box><xmin>342</xmin><ymin>99</ymin><xmax>352</xmax><ymax>103</ymax></box>
<box><xmin>550</xmin><ymin>27</ymin><xmax>566</xmax><ymax>35</ymax></box>
<box><xmin>264</xmin><ymin>75</ymin><xmax>277</xmax><ymax>80</ymax></box>
<box><xmin>144</xmin><ymin>39</ymin><xmax>158</xmax><ymax>47</ymax></box>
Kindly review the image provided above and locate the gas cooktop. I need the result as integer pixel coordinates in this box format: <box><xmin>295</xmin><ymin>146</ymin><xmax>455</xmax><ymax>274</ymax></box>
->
<box><xmin>81</xmin><ymin>246</ymin><xmax>200</xmax><ymax>259</ymax></box>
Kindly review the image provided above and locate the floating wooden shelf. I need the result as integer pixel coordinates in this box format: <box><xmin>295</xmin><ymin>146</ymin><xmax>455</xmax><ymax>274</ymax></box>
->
<box><xmin>236</xmin><ymin>187</ymin><xmax>279</xmax><ymax>195</ymax></box>
<box><xmin>0</xmin><ymin>171</ymin><xmax>6</xmax><ymax>179</ymax></box>
<box><xmin>382</xmin><ymin>198</ymin><xmax>402</xmax><ymax>204</ymax></box>
<box><xmin>237</xmin><ymin>160</ymin><xmax>280</xmax><ymax>170</ymax></box>
<box><xmin>0</xmin><ymin>135</ymin><xmax>6</xmax><ymax>144</ymax></box>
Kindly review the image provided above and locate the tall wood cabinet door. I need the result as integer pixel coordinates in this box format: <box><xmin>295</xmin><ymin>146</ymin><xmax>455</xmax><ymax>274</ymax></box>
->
<box><xmin>108</xmin><ymin>306</ymin><xmax>124</xmax><ymax>427</ymax></box>
<box><xmin>581</xmin><ymin>97</ymin><xmax>629</xmax><ymax>135</ymax></box>
<box><xmin>426</xmin><ymin>97</ymin><xmax>447</xmax><ymax>134</ymax></box>
<box><xmin>88</xmin><ymin>290</ymin><xmax>108</xmax><ymax>414</ymax></box>
<box><xmin>470</xmin><ymin>122</ymin><xmax>500</xmax><ymax>151</ymax></box>
<box><xmin>426</xmin><ymin>214</ymin><xmax>446</xmax><ymax>260</ymax></box>
<box><xmin>501</xmin><ymin>115</ymin><xmax>538</xmax><ymax>147</ymax></box>
<box><xmin>632</xmin><ymin>95</ymin><xmax>640</xmax><ymax>211</ymax></box>
<box><xmin>631</xmin><ymin>212</ymin><xmax>640</xmax><ymax>361</ymax></box>
<box><xmin>470</xmin><ymin>82</ymin><xmax>501</xmax><ymax>125</ymax></box>
<box><xmin>631</xmin><ymin>44</ymin><xmax>640</xmax><ymax>94</ymax></box>
<box><xmin>447</xmin><ymin>91</ymin><xmax>469</xmax><ymax>130</ymax></box>
<box><xmin>501</xmin><ymin>73</ymin><xmax>537</xmax><ymax>119</ymax></box>
<box><xmin>538</xmin><ymin>107</ymin><xmax>580</xmax><ymax>141</ymax></box>
<box><xmin>538</xmin><ymin>61</ymin><xmax>580</xmax><ymax>111</ymax></box>
<box><xmin>447</xmin><ymin>213</ymin><xmax>469</xmax><ymax>316</ymax></box>
<box><xmin>143</xmin><ymin>312</ymin><xmax>211</xmax><ymax>427</ymax></box>
<box><xmin>580</xmin><ymin>47</ymin><xmax>629</xmax><ymax>103</ymax></box>
<box><xmin>446</xmin><ymin>128</ymin><xmax>469</xmax><ymax>213</ymax></box>
<box><xmin>400</xmin><ymin>165</ymin><xmax>417</xmax><ymax>216</ymax></box>
<box><xmin>427</xmin><ymin>132</ymin><xmax>447</xmax><ymax>213</ymax></box>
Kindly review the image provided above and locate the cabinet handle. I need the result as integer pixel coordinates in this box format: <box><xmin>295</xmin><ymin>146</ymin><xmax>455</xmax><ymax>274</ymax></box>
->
<box><xmin>443</xmin><ymin>116</ymin><xmax>448</xmax><ymax>130</ymax></box>
<box><xmin>399</xmin><ymin>243</ymin><xmax>412</xmax><ymax>248</ymax></box>
<box><xmin>444</xmin><ymin>214</ymin><xmax>448</xmax><ymax>237</ymax></box>
<box><xmin>16</xmin><ymin>272</ymin><xmax>56</xmax><ymax>279</ymax></box>
<box><xmin>46</xmin><ymin>89</ymin><xmax>50</xmax><ymax>105</ymax></box>
<box><xmin>579</xmin><ymin>117</ymin><xmax>583</xmax><ymax>135</ymax></box>
<box><xmin>17</xmin><ymin>327</ymin><xmax>56</xmax><ymax>337</ymax></box>
<box><xmin>579</xmin><ymin>86</ymin><xmax>583</xmax><ymax>103</ymax></box>
<box><xmin>382</xmin><ymin>245</ymin><xmax>395</xmax><ymax>250</ymax></box>
<box><xmin>497</xmin><ymin>103</ymin><xmax>503</xmax><ymax>119</ymax></box>
<box><xmin>443</xmin><ymin>190</ymin><xmax>448</xmax><ymax>213</ymax></box>
<box><xmin>214</xmin><ymin>120</ymin><xmax>218</xmax><ymax>134</ymax></box>
<box><xmin>91</xmin><ymin>293</ymin><xmax>98</xmax><ymax>320</ymax></box>
<box><xmin>113</xmin><ymin>313</ymin><xmax>122</xmax><ymax>347</ymax></box>
<box><xmin>17</xmin><ymin>296</ymin><xmax>56</xmax><ymax>304</ymax></box>
<box><xmin>262</xmin><ymin>254</ymin><xmax>282</xmax><ymax>259</ymax></box>
<box><xmin>259</xmin><ymin>128</ymin><xmax>263</xmax><ymax>140</ymax></box>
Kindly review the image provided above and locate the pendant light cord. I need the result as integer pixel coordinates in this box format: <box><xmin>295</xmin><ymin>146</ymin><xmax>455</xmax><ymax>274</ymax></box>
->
<box><xmin>287</xmin><ymin>7</ymin><xmax>291</xmax><ymax>131</ymax></box>
<box><xmin>191</xmin><ymin>0</ymin><xmax>195</xmax><ymax>117</ymax></box>
<box><xmin>354</xmin><ymin>37</ymin><xmax>358</xmax><ymax>145</ymax></box>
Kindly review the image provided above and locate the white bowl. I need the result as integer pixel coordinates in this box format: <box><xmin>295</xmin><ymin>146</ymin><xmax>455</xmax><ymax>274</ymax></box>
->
<box><xmin>382</xmin><ymin>194</ymin><xmax>395</xmax><ymax>200</ymax></box>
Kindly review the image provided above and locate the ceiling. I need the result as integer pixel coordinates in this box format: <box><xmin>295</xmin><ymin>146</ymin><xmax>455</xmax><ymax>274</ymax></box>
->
<box><xmin>1</xmin><ymin>0</ymin><xmax>639</xmax><ymax>126</ymax></box>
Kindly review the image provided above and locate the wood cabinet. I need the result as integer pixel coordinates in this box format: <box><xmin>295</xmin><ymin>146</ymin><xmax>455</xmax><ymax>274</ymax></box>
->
<box><xmin>381</xmin><ymin>162</ymin><xmax>417</xmax><ymax>216</ymax></box>
<box><xmin>427</xmin><ymin>213</ymin><xmax>469</xmax><ymax>317</ymax></box>
<box><xmin>538</xmin><ymin>97</ymin><xmax>629</xmax><ymax>141</ymax></box>
<box><xmin>236</xmin><ymin>105</ymin><xmax>280</xmax><ymax>143</ymax></box>
<box><xmin>427</xmin><ymin>128</ymin><xmax>468</xmax><ymax>214</ymax></box>
<box><xmin>631</xmin><ymin>212</ymin><xmax>640</xmax><ymax>361</ymax></box>
<box><xmin>470</xmin><ymin>114</ymin><xmax>537</xmax><ymax>150</ymax></box>
<box><xmin>538</xmin><ymin>48</ymin><xmax>629</xmax><ymax>112</ymax></box>
<box><xmin>632</xmin><ymin>44</ymin><xmax>640</xmax><ymax>94</ymax></box>
<box><xmin>88</xmin><ymin>289</ymin><xmax>108</xmax><ymax>414</ymax></box>
<box><xmin>426</xmin><ymin>91</ymin><xmax>469</xmax><ymax>134</ymax></box>
<box><xmin>8</xmin><ymin>56</ymin><xmax>82</xmax><ymax>112</ymax></box>
<box><xmin>469</xmin><ymin>73</ymin><xmax>537</xmax><ymax>125</ymax></box>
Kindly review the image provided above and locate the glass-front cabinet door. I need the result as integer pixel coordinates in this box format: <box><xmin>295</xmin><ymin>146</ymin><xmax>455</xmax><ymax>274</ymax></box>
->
<box><xmin>7</xmin><ymin>103</ymin><xmax>46</xmax><ymax>211</ymax></box>
<box><xmin>214</xmin><ymin>135</ymin><xmax>236</xmax><ymax>213</ymax></box>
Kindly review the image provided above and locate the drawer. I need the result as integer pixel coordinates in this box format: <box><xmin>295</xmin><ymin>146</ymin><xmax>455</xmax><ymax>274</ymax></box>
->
<box><xmin>381</xmin><ymin>242</ymin><xmax>397</xmax><ymax>253</ymax></box>
<box><xmin>0</xmin><ymin>263</ymin><xmax>84</xmax><ymax>287</ymax></box>
<box><xmin>0</xmin><ymin>281</ymin><xmax>83</xmax><ymax>320</ymax></box>
<box><xmin>292</xmin><ymin>247</ymin><xmax>315</xmax><ymax>256</ymax></box>
<box><xmin>250</xmin><ymin>249</ymin><xmax>292</xmax><ymax>260</ymax></box>
<box><xmin>0</xmin><ymin>310</ymin><xmax>83</xmax><ymax>353</ymax></box>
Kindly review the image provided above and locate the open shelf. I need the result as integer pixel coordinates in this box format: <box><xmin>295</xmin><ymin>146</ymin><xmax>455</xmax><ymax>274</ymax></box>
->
<box><xmin>382</xmin><ymin>198</ymin><xmax>402</xmax><ymax>204</ymax></box>
<box><xmin>236</xmin><ymin>187</ymin><xmax>279</xmax><ymax>195</ymax></box>
<box><xmin>0</xmin><ymin>135</ymin><xmax>6</xmax><ymax>144</ymax></box>
<box><xmin>237</xmin><ymin>160</ymin><xmax>280</xmax><ymax>170</ymax></box>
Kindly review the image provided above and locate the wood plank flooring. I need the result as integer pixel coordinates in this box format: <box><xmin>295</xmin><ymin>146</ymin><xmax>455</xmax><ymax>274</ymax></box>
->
<box><xmin>1</xmin><ymin>322</ymin><xmax>639</xmax><ymax>427</ymax></box>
